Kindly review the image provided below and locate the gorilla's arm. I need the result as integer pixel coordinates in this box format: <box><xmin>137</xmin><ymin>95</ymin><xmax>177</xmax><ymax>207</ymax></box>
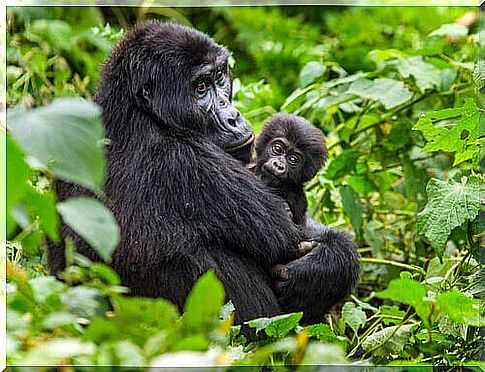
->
<box><xmin>140</xmin><ymin>135</ymin><xmax>301</xmax><ymax>268</ymax></box>
<box><xmin>274</xmin><ymin>218</ymin><xmax>360</xmax><ymax>323</ymax></box>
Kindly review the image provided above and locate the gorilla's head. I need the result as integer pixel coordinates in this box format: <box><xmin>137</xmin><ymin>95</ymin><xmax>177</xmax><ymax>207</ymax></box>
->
<box><xmin>97</xmin><ymin>20</ymin><xmax>254</xmax><ymax>162</ymax></box>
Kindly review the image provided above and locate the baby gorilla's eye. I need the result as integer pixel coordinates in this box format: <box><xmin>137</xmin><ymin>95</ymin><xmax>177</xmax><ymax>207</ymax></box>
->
<box><xmin>196</xmin><ymin>81</ymin><xmax>207</xmax><ymax>94</ymax></box>
<box><xmin>272</xmin><ymin>142</ymin><xmax>285</xmax><ymax>155</ymax></box>
<box><xmin>287</xmin><ymin>154</ymin><xmax>301</xmax><ymax>166</ymax></box>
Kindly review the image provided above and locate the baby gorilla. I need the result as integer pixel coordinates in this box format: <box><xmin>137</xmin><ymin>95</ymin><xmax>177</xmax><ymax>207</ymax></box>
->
<box><xmin>251</xmin><ymin>113</ymin><xmax>327</xmax><ymax>274</ymax></box>
<box><xmin>252</xmin><ymin>113</ymin><xmax>327</xmax><ymax>226</ymax></box>
<box><xmin>252</xmin><ymin>114</ymin><xmax>358</xmax><ymax>322</ymax></box>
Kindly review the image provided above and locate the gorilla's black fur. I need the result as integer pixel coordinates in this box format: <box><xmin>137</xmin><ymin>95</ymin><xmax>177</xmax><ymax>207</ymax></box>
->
<box><xmin>49</xmin><ymin>21</ymin><xmax>359</xmax><ymax>325</ymax></box>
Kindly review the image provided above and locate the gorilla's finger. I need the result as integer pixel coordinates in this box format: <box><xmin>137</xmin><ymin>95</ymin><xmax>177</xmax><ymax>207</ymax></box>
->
<box><xmin>271</xmin><ymin>263</ymin><xmax>289</xmax><ymax>281</ymax></box>
<box><xmin>297</xmin><ymin>240</ymin><xmax>317</xmax><ymax>256</ymax></box>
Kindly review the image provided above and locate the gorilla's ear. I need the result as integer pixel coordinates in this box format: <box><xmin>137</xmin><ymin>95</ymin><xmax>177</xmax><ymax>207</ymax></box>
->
<box><xmin>136</xmin><ymin>81</ymin><xmax>154</xmax><ymax>108</ymax></box>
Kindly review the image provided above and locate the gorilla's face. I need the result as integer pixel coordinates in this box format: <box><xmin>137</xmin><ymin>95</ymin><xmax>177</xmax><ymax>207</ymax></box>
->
<box><xmin>191</xmin><ymin>55</ymin><xmax>254</xmax><ymax>158</ymax></box>
<box><xmin>121</xmin><ymin>22</ymin><xmax>254</xmax><ymax>162</ymax></box>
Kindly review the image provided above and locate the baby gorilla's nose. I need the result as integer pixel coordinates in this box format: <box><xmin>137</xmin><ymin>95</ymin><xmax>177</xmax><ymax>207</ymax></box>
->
<box><xmin>271</xmin><ymin>159</ymin><xmax>286</xmax><ymax>175</ymax></box>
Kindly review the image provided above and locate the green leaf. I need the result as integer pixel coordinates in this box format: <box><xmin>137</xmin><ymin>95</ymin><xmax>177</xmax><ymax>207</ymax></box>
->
<box><xmin>247</xmin><ymin>312</ymin><xmax>302</xmax><ymax>338</ymax></box>
<box><xmin>380</xmin><ymin>305</ymin><xmax>406</xmax><ymax>326</ymax></box>
<box><xmin>61</xmin><ymin>286</ymin><xmax>109</xmax><ymax>319</ymax></box>
<box><xmin>376</xmin><ymin>278</ymin><xmax>432</xmax><ymax>323</ymax></box>
<box><xmin>20</xmin><ymin>339</ymin><xmax>96</xmax><ymax>366</ymax></box>
<box><xmin>368</xmin><ymin>49</ymin><xmax>408</xmax><ymax>63</ymax></box>
<box><xmin>363</xmin><ymin>220</ymin><xmax>384</xmax><ymax>255</ymax></box>
<box><xmin>299</xmin><ymin>61</ymin><xmax>326</xmax><ymax>87</ymax></box>
<box><xmin>304</xmin><ymin>323</ymin><xmax>342</xmax><ymax>344</ymax></box>
<box><xmin>24</xmin><ymin>186</ymin><xmax>59</xmax><ymax>242</ymax></box>
<box><xmin>8</xmin><ymin>98</ymin><xmax>106</xmax><ymax>192</ymax></box>
<box><xmin>362</xmin><ymin>324</ymin><xmax>417</xmax><ymax>357</ymax></box>
<box><xmin>413</xmin><ymin>99</ymin><xmax>481</xmax><ymax>166</ymax></box>
<box><xmin>57</xmin><ymin>197</ymin><xmax>120</xmax><ymax>261</ymax></box>
<box><xmin>392</xmin><ymin>56</ymin><xmax>441</xmax><ymax>93</ymax></box>
<box><xmin>183</xmin><ymin>270</ymin><xmax>225</xmax><ymax>333</ymax></box>
<box><xmin>339</xmin><ymin>185</ymin><xmax>363</xmax><ymax>238</ymax></box>
<box><xmin>436</xmin><ymin>291</ymin><xmax>481</xmax><ymax>326</ymax></box>
<box><xmin>7</xmin><ymin>137</ymin><xmax>30</xmax><ymax>235</ymax></box>
<box><xmin>325</xmin><ymin>150</ymin><xmax>360</xmax><ymax>180</ymax></box>
<box><xmin>417</xmin><ymin>176</ymin><xmax>481</xmax><ymax>257</ymax></box>
<box><xmin>347</xmin><ymin>78</ymin><xmax>413</xmax><ymax>110</ymax></box>
<box><xmin>173</xmin><ymin>334</ymin><xmax>209</xmax><ymax>352</ymax></box>
<box><xmin>85</xmin><ymin>296</ymin><xmax>179</xmax><ymax>346</ymax></box>
<box><xmin>429</xmin><ymin>23</ymin><xmax>468</xmax><ymax>38</ymax></box>
<box><xmin>341</xmin><ymin>302</ymin><xmax>366</xmax><ymax>334</ymax></box>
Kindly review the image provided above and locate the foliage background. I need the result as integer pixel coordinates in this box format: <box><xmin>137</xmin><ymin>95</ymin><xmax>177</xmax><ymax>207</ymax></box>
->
<box><xmin>5</xmin><ymin>5</ymin><xmax>484</xmax><ymax>368</ymax></box>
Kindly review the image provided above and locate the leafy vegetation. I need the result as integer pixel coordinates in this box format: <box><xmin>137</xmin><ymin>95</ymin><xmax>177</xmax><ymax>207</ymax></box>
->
<box><xmin>6</xmin><ymin>6</ymin><xmax>483</xmax><ymax>368</ymax></box>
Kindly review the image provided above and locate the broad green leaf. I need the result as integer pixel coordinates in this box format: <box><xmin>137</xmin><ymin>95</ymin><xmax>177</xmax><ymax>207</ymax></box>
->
<box><xmin>362</xmin><ymin>324</ymin><xmax>417</xmax><ymax>357</ymax></box>
<box><xmin>380</xmin><ymin>305</ymin><xmax>406</xmax><ymax>326</ymax></box>
<box><xmin>299</xmin><ymin>61</ymin><xmax>326</xmax><ymax>87</ymax></box>
<box><xmin>429</xmin><ymin>23</ymin><xmax>468</xmax><ymax>38</ymax></box>
<box><xmin>368</xmin><ymin>49</ymin><xmax>408</xmax><ymax>63</ymax></box>
<box><xmin>302</xmin><ymin>343</ymin><xmax>347</xmax><ymax>365</ymax></box>
<box><xmin>341</xmin><ymin>302</ymin><xmax>366</xmax><ymax>334</ymax></box>
<box><xmin>173</xmin><ymin>335</ymin><xmax>209</xmax><ymax>352</ymax></box>
<box><xmin>247</xmin><ymin>312</ymin><xmax>302</xmax><ymax>338</ymax></box>
<box><xmin>85</xmin><ymin>296</ymin><xmax>179</xmax><ymax>346</ymax></box>
<box><xmin>57</xmin><ymin>197</ymin><xmax>120</xmax><ymax>261</ymax></box>
<box><xmin>8</xmin><ymin>98</ymin><xmax>106</xmax><ymax>192</ymax></box>
<box><xmin>363</xmin><ymin>220</ymin><xmax>385</xmax><ymax>255</ymax></box>
<box><xmin>413</xmin><ymin>99</ymin><xmax>481</xmax><ymax>166</ymax></box>
<box><xmin>24</xmin><ymin>186</ymin><xmax>59</xmax><ymax>242</ymax></box>
<box><xmin>7</xmin><ymin>137</ymin><xmax>30</xmax><ymax>235</ymax></box>
<box><xmin>43</xmin><ymin>312</ymin><xmax>77</xmax><ymax>330</ymax></box>
<box><xmin>376</xmin><ymin>278</ymin><xmax>432</xmax><ymax>323</ymax></box>
<box><xmin>30</xmin><ymin>276</ymin><xmax>66</xmax><ymax>304</ymax></box>
<box><xmin>61</xmin><ymin>286</ymin><xmax>109</xmax><ymax>319</ymax></box>
<box><xmin>339</xmin><ymin>185</ymin><xmax>363</xmax><ymax>238</ymax></box>
<box><xmin>325</xmin><ymin>150</ymin><xmax>360</xmax><ymax>180</ymax></box>
<box><xmin>20</xmin><ymin>339</ymin><xmax>96</xmax><ymax>366</ymax></box>
<box><xmin>183</xmin><ymin>270</ymin><xmax>225</xmax><ymax>332</ymax></box>
<box><xmin>105</xmin><ymin>341</ymin><xmax>146</xmax><ymax>366</ymax></box>
<box><xmin>417</xmin><ymin>176</ymin><xmax>481</xmax><ymax>257</ymax></box>
<box><xmin>436</xmin><ymin>291</ymin><xmax>481</xmax><ymax>326</ymax></box>
<box><xmin>392</xmin><ymin>56</ymin><xmax>441</xmax><ymax>93</ymax></box>
<box><xmin>304</xmin><ymin>323</ymin><xmax>342</xmax><ymax>344</ymax></box>
<box><xmin>347</xmin><ymin>78</ymin><xmax>413</xmax><ymax>110</ymax></box>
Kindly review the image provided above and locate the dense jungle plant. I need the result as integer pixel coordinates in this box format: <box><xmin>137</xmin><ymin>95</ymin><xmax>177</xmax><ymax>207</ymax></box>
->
<box><xmin>5</xmin><ymin>6</ymin><xmax>483</xmax><ymax>368</ymax></box>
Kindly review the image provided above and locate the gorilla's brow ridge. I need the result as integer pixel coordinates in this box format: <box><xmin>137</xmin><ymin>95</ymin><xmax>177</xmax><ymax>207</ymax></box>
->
<box><xmin>193</xmin><ymin>55</ymin><xmax>228</xmax><ymax>81</ymax></box>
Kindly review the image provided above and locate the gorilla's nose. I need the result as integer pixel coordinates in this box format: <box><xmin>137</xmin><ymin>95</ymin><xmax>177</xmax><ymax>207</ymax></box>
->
<box><xmin>227</xmin><ymin>110</ymin><xmax>240</xmax><ymax>127</ymax></box>
<box><xmin>271</xmin><ymin>159</ymin><xmax>286</xmax><ymax>174</ymax></box>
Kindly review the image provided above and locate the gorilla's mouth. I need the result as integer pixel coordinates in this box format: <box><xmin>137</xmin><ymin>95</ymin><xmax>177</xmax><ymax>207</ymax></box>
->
<box><xmin>227</xmin><ymin>134</ymin><xmax>255</xmax><ymax>152</ymax></box>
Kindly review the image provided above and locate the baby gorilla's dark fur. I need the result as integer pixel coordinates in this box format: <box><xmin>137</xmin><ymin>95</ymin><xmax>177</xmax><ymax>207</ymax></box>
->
<box><xmin>253</xmin><ymin>114</ymin><xmax>359</xmax><ymax>323</ymax></box>
<box><xmin>253</xmin><ymin>113</ymin><xmax>327</xmax><ymax>225</ymax></box>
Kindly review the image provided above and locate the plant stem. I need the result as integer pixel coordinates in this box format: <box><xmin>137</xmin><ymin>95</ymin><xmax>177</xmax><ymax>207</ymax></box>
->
<box><xmin>360</xmin><ymin>257</ymin><xmax>425</xmax><ymax>274</ymax></box>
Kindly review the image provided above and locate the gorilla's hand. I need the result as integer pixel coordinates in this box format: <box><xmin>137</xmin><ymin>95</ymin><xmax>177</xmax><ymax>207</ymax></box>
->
<box><xmin>271</xmin><ymin>241</ymin><xmax>324</xmax><ymax>284</ymax></box>
<box><xmin>297</xmin><ymin>239</ymin><xmax>319</xmax><ymax>256</ymax></box>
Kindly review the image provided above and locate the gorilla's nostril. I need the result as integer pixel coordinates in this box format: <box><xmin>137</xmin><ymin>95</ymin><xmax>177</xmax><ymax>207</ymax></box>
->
<box><xmin>227</xmin><ymin>118</ymin><xmax>237</xmax><ymax>127</ymax></box>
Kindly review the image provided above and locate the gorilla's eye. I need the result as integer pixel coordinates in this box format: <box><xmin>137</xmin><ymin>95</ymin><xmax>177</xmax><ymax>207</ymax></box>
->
<box><xmin>272</xmin><ymin>142</ymin><xmax>285</xmax><ymax>155</ymax></box>
<box><xmin>216</xmin><ymin>68</ymin><xmax>224</xmax><ymax>82</ymax></box>
<box><xmin>196</xmin><ymin>81</ymin><xmax>207</xmax><ymax>94</ymax></box>
<box><xmin>287</xmin><ymin>154</ymin><xmax>301</xmax><ymax>166</ymax></box>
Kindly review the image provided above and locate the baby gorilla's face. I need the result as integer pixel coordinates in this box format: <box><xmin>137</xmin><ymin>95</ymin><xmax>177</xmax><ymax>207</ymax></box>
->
<box><xmin>261</xmin><ymin>136</ymin><xmax>304</xmax><ymax>185</ymax></box>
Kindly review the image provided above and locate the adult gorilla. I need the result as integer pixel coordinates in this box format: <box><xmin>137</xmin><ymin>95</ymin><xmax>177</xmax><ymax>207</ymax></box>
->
<box><xmin>49</xmin><ymin>21</ymin><xmax>359</xmax><ymax>324</ymax></box>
